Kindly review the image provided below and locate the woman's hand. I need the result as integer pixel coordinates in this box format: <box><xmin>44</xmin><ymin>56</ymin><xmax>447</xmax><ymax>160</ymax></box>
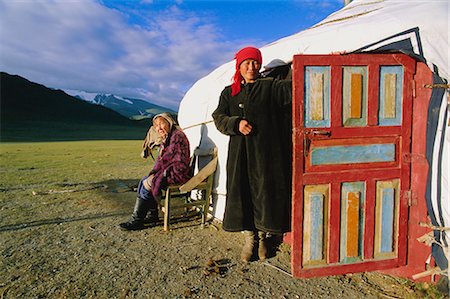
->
<box><xmin>239</xmin><ymin>119</ymin><xmax>253</xmax><ymax>135</ymax></box>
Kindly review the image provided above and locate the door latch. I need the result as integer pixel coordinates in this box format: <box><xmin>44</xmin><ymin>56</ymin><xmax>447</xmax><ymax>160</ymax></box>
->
<box><xmin>310</xmin><ymin>130</ymin><xmax>331</xmax><ymax>137</ymax></box>
<box><xmin>303</xmin><ymin>130</ymin><xmax>331</xmax><ymax>157</ymax></box>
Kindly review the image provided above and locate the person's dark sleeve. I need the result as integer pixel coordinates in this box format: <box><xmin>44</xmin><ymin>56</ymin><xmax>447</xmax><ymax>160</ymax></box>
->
<box><xmin>212</xmin><ymin>88</ymin><xmax>242</xmax><ymax>136</ymax></box>
<box><xmin>272</xmin><ymin>79</ymin><xmax>292</xmax><ymax>107</ymax></box>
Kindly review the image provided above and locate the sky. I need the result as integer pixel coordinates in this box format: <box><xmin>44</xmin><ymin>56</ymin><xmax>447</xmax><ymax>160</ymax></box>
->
<box><xmin>0</xmin><ymin>0</ymin><xmax>344</xmax><ymax>110</ymax></box>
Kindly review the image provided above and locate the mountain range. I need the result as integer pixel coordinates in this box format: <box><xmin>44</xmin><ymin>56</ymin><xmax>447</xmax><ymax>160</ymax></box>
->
<box><xmin>0</xmin><ymin>72</ymin><xmax>168</xmax><ymax>141</ymax></box>
<box><xmin>64</xmin><ymin>90</ymin><xmax>175</xmax><ymax>120</ymax></box>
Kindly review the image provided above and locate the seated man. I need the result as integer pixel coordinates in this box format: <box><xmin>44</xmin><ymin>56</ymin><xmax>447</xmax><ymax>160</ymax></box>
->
<box><xmin>119</xmin><ymin>112</ymin><xmax>191</xmax><ymax>231</ymax></box>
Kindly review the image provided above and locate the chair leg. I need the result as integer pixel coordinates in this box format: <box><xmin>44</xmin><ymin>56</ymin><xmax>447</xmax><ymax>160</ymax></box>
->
<box><xmin>201</xmin><ymin>189</ymin><xmax>211</xmax><ymax>228</ymax></box>
<box><xmin>200</xmin><ymin>203</ymin><xmax>206</xmax><ymax>229</ymax></box>
<box><xmin>164</xmin><ymin>189</ymin><xmax>171</xmax><ymax>232</ymax></box>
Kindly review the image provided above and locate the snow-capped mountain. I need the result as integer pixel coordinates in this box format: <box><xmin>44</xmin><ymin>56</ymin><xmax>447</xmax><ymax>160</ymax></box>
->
<box><xmin>64</xmin><ymin>89</ymin><xmax>175</xmax><ymax>120</ymax></box>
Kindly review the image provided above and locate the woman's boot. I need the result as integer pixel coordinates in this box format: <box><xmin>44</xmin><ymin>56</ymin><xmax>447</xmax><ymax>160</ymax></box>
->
<box><xmin>258</xmin><ymin>231</ymin><xmax>268</xmax><ymax>260</ymax></box>
<box><xmin>143</xmin><ymin>208</ymin><xmax>159</xmax><ymax>226</ymax></box>
<box><xmin>241</xmin><ymin>230</ymin><xmax>256</xmax><ymax>262</ymax></box>
<box><xmin>119</xmin><ymin>197</ymin><xmax>151</xmax><ymax>231</ymax></box>
<box><xmin>144</xmin><ymin>197</ymin><xmax>159</xmax><ymax>226</ymax></box>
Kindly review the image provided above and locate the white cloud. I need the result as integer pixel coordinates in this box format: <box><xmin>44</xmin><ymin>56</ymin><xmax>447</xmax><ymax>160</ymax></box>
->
<box><xmin>0</xmin><ymin>0</ymin><xmax>233</xmax><ymax>110</ymax></box>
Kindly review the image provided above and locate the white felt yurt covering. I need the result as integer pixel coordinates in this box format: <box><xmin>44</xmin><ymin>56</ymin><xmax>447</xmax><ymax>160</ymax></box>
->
<box><xmin>178</xmin><ymin>0</ymin><xmax>449</xmax><ymax>270</ymax></box>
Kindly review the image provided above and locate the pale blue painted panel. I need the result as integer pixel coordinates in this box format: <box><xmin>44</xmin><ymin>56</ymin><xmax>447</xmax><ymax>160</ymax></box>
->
<box><xmin>305</xmin><ymin>66</ymin><xmax>330</xmax><ymax>128</ymax></box>
<box><xmin>311</xmin><ymin>143</ymin><xmax>395</xmax><ymax>165</ymax></box>
<box><xmin>381</xmin><ymin>188</ymin><xmax>395</xmax><ymax>252</ymax></box>
<box><xmin>310</xmin><ymin>192</ymin><xmax>324</xmax><ymax>260</ymax></box>
<box><xmin>379</xmin><ymin>66</ymin><xmax>403</xmax><ymax>126</ymax></box>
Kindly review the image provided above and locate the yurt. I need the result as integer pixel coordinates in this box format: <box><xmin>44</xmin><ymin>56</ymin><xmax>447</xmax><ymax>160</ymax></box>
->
<box><xmin>178</xmin><ymin>0</ymin><xmax>449</xmax><ymax>280</ymax></box>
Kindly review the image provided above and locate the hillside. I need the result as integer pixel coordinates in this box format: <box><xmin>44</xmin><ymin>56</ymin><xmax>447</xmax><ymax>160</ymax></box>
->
<box><xmin>0</xmin><ymin>72</ymin><xmax>151</xmax><ymax>141</ymax></box>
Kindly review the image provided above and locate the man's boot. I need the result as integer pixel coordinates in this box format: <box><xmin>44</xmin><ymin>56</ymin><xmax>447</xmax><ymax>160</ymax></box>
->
<box><xmin>241</xmin><ymin>230</ymin><xmax>256</xmax><ymax>262</ymax></box>
<box><xmin>119</xmin><ymin>197</ymin><xmax>151</xmax><ymax>231</ymax></box>
<box><xmin>258</xmin><ymin>231</ymin><xmax>268</xmax><ymax>260</ymax></box>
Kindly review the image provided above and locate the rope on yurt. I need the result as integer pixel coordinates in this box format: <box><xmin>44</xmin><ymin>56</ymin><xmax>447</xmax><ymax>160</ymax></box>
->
<box><xmin>182</xmin><ymin>120</ymin><xmax>214</xmax><ymax>131</ymax></box>
<box><xmin>413</xmin><ymin>222</ymin><xmax>449</xmax><ymax>281</ymax></box>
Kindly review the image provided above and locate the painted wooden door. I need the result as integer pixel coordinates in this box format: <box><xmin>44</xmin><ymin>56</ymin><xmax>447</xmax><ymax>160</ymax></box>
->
<box><xmin>291</xmin><ymin>54</ymin><xmax>416</xmax><ymax>278</ymax></box>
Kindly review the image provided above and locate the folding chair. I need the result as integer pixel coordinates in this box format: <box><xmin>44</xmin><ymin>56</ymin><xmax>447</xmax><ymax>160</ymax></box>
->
<box><xmin>160</xmin><ymin>147</ymin><xmax>217</xmax><ymax>231</ymax></box>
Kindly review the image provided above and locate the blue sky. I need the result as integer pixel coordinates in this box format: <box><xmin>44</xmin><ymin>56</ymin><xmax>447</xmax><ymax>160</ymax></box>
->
<box><xmin>0</xmin><ymin>0</ymin><xmax>343</xmax><ymax>110</ymax></box>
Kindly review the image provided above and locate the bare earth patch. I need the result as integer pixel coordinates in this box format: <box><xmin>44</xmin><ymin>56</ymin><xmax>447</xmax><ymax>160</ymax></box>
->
<box><xmin>1</xmin><ymin>199</ymin><xmax>444</xmax><ymax>298</ymax></box>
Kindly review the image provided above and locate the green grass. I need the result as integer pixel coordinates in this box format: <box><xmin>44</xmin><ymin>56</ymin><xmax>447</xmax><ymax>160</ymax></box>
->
<box><xmin>0</xmin><ymin>140</ymin><xmax>151</xmax><ymax>185</ymax></box>
<box><xmin>0</xmin><ymin>140</ymin><xmax>155</xmax><ymax>226</ymax></box>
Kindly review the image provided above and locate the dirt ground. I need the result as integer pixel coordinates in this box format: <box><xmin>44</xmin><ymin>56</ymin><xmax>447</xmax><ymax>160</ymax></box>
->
<box><xmin>1</xmin><ymin>184</ymin><xmax>447</xmax><ymax>299</ymax></box>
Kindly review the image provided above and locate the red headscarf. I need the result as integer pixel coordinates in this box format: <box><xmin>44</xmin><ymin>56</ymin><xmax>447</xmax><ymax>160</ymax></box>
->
<box><xmin>231</xmin><ymin>46</ymin><xmax>262</xmax><ymax>96</ymax></box>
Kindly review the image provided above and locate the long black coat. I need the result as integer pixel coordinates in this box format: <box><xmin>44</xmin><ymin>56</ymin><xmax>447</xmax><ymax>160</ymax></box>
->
<box><xmin>212</xmin><ymin>77</ymin><xmax>292</xmax><ymax>233</ymax></box>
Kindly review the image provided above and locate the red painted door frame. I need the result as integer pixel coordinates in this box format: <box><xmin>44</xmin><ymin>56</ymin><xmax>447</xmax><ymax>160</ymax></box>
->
<box><xmin>381</xmin><ymin>62</ymin><xmax>434</xmax><ymax>281</ymax></box>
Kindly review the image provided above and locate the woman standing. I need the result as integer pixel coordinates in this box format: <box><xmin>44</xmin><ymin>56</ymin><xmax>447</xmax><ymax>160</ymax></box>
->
<box><xmin>212</xmin><ymin>47</ymin><xmax>292</xmax><ymax>262</ymax></box>
<box><xmin>119</xmin><ymin>112</ymin><xmax>191</xmax><ymax>231</ymax></box>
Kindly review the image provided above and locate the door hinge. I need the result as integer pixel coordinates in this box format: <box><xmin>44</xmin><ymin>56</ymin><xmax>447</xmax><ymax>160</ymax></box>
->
<box><xmin>406</xmin><ymin>190</ymin><xmax>413</xmax><ymax>206</ymax></box>
<box><xmin>403</xmin><ymin>153</ymin><xmax>425</xmax><ymax>163</ymax></box>
<box><xmin>405</xmin><ymin>190</ymin><xmax>418</xmax><ymax>206</ymax></box>
<box><xmin>304</xmin><ymin>137</ymin><xmax>311</xmax><ymax>157</ymax></box>
<box><xmin>424</xmin><ymin>84</ymin><xmax>450</xmax><ymax>89</ymax></box>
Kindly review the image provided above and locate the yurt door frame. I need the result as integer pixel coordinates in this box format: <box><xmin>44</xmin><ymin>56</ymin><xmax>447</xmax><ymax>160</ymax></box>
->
<box><xmin>291</xmin><ymin>54</ymin><xmax>416</xmax><ymax>278</ymax></box>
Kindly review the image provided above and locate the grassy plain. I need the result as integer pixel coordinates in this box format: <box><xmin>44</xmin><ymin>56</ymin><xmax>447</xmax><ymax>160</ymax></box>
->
<box><xmin>0</xmin><ymin>140</ymin><xmax>145</xmax><ymax>185</ymax></box>
<box><xmin>0</xmin><ymin>140</ymin><xmax>148</xmax><ymax>226</ymax></box>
